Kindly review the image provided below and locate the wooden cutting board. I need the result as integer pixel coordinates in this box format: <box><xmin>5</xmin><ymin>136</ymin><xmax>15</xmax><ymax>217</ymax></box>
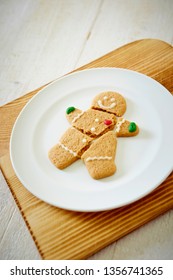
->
<box><xmin>0</xmin><ymin>39</ymin><xmax>173</xmax><ymax>260</ymax></box>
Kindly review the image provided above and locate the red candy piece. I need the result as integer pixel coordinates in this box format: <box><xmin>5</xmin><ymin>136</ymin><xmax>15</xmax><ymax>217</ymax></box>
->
<box><xmin>104</xmin><ymin>119</ymin><xmax>112</xmax><ymax>125</ymax></box>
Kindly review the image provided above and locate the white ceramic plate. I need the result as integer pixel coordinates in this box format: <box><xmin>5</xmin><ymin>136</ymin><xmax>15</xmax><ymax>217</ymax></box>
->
<box><xmin>10</xmin><ymin>68</ymin><xmax>173</xmax><ymax>212</ymax></box>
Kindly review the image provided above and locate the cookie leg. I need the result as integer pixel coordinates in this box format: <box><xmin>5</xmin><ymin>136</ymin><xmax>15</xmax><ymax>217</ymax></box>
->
<box><xmin>48</xmin><ymin>142</ymin><xmax>78</xmax><ymax>169</ymax></box>
<box><xmin>82</xmin><ymin>131</ymin><xmax>117</xmax><ymax>179</ymax></box>
<box><xmin>49</xmin><ymin>127</ymin><xmax>92</xmax><ymax>169</ymax></box>
<box><xmin>84</xmin><ymin>157</ymin><xmax>116</xmax><ymax>179</ymax></box>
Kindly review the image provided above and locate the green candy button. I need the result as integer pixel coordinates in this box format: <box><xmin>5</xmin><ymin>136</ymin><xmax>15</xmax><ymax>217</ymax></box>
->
<box><xmin>128</xmin><ymin>122</ymin><xmax>137</xmax><ymax>132</ymax></box>
<box><xmin>66</xmin><ymin>106</ymin><xmax>75</xmax><ymax>114</ymax></box>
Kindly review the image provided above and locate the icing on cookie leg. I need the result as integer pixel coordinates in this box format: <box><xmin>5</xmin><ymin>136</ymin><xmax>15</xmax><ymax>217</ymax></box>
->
<box><xmin>85</xmin><ymin>156</ymin><xmax>113</xmax><ymax>162</ymax></box>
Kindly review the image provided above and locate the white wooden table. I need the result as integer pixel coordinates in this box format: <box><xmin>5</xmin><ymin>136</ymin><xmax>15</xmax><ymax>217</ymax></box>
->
<box><xmin>0</xmin><ymin>0</ymin><xmax>173</xmax><ymax>260</ymax></box>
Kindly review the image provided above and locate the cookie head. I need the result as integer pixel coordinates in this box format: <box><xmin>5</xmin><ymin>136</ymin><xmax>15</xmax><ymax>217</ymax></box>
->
<box><xmin>91</xmin><ymin>91</ymin><xmax>126</xmax><ymax>117</ymax></box>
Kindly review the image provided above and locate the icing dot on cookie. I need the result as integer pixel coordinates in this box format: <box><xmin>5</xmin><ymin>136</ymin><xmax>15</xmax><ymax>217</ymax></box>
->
<box><xmin>111</xmin><ymin>97</ymin><xmax>115</xmax><ymax>102</ymax></box>
<box><xmin>104</xmin><ymin>119</ymin><xmax>112</xmax><ymax>125</ymax></box>
<box><xmin>95</xmin><ymin>118</ymin><xmax>99</xmax><ymax>122</ymax></box>
<box><xmin>128</xmin><ymin>122</ymin><xmax>137</xmax><ymax>132</ymax></box>
<box><xmin>66</xmin><ymin>106</ymin><xmax>75</xmax><ymax>114</ymax></box>
<box><xmin>82</xmin><ymin>138</ymin><xmax>87</xmax><ymax>143</ymax></box>
<box><xmin>91</xmin><ymin>127</ymin><xmax>96</xmax><ymax>132</ymax></box>
<box><xmin>103</xmin><ymin>96</ymin><xmax>108</xmax><ymax>100</ymax></box>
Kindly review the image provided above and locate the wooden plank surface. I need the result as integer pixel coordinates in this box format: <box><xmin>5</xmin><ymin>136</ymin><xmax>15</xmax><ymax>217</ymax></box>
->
<box><xmin>0</xmin><ymin>39</ymin><xmax>173</xmax><ymax>259</ymax></box>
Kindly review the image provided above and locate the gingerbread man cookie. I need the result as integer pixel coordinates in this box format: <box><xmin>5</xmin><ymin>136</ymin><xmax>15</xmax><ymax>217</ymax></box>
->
<box><xmin>48</xmin><ymin>91</ymin><xmax>139</xmax><ymax>179</ymax></box>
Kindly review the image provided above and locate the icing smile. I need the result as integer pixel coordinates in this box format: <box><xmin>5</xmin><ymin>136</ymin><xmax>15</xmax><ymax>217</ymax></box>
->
<box><xmin>97</xmin><ymin>99</ymin><xmax>116</xmax><ymax>109</ymax></box>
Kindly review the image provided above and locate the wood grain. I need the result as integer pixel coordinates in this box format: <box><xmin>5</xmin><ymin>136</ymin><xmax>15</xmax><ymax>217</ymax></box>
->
<box><xmin>0</xmin><ymin>39</ymin><xmax>173</xmax><ymax>259</ymax></box>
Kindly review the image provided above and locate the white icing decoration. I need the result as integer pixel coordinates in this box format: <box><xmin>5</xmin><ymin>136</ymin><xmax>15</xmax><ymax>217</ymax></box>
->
<box><xmin>115</xmin><ymin>118</ymin><xmax>125</xmax><ymax>132</ymax></box>
<box><xmin>58</xmin><ymin>142</ymin><xmax>77</xmax><ymax>157</ymax></box>
<box><xmin>111</xmin><ymin>97</ymin><xmax>115</xmax><ymax>102</ymax></box>
<box><xmin>95</xmin><ymin>118</ymin><xmax>99</xmax><ymax>122</ymax></box>
<box><xmin>103</xmin><ymin>96</ymin><xmax>108</xmax><ymax>100</ymax></box>
<box><xmin>71</xmin><ymin>111</ymin><xmax>84</xmax><ymax>124</ymax></box>
<box><xmin>97</xmin><ymin>100</ymin><xmax>116</xmax><ymax>109</ymax></box>
<box><xmin>82</xmin><ymin>138</ymin><xmax>87</xmax><ymax>143</ymax></box>
<box><xmin>86</xmin><ymin>156</ymin><xmax>112</xmax><ymax>162</ymax></box>
<box><xmin>91</xmin><ymin>127</ymin><xmax>95</xmax><ymax>132</ymax></box>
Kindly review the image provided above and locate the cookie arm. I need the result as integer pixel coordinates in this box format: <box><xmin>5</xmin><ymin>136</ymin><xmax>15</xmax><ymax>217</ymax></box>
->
<box><xmin>66</xmin><ymin>107</ymin><xmax>83</xmax><ymax>125</ymax></box>
<box><xmin>115</xmin><ymin>118</ymin><xmax>139</xmax><ymax>137</ymax></box>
